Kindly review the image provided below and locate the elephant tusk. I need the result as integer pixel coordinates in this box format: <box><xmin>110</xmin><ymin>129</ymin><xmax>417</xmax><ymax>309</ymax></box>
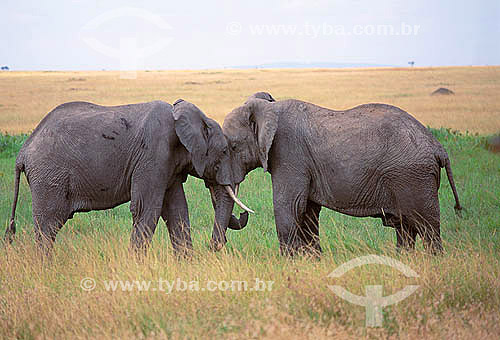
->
<box><xmin>235</xmin><ymin>184</ymin><xmax>239</xmax><ymax>197</ymax></box>
<box><xmin>225</xmin><ymin>186</ymin><xmax>254</xmax><ymax>214</ymax></box>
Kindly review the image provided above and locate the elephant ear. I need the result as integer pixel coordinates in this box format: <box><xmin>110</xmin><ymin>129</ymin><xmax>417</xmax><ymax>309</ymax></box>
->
<box><xmin>247</xmin><ymin>99</ymin><xmax>279</xmax><ymax>172</ymax></box>
<box><xmin>173</xmin><ymin>100</ymin><xmax>208</xmax><ymax>177</ymax></box>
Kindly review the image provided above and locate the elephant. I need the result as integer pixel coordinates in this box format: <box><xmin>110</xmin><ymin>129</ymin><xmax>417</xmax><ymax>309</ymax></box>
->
<box><xmin>5</xmin><ymin>99</ymin><xmax>251</xmax><ymax>255</ymax></box>
<box><xmin>210</xmin><ymin>92</ymin><xmax>462</xmax><ymax>255</ymax></box>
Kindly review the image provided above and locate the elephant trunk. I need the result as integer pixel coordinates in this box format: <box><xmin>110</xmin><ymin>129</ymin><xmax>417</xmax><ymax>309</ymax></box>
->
<box><xmin>210</xmin><ymin>185</ymin><xmax>236</xmax><ymax>250</ymax></box>
<box><xmin>209</xmin><ymin>184</ymin><xmax>252</xmax><ymax>250</ymax></box>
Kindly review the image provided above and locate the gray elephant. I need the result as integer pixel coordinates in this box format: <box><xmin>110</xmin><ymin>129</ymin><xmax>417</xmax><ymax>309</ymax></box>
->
<box><xmin>210</xmin><ymin>92</ymin><xmax>462</xmax><ymax>255</ymax></box>
<box><xmin>5</xmin><ymin>99</ymin><xmax>251</xmax><ymax>255</ymax></box>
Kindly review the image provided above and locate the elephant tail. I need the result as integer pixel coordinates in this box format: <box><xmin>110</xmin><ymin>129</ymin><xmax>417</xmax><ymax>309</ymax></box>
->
<box><xmin>5</xmin><ymin>161</ymin><xmax>24</xmax><ymax>244</ymax></box>
<box><xmin>439</xmin><ymin>153</ymin><xmax>463</xmax><ymax>216</ymax></box>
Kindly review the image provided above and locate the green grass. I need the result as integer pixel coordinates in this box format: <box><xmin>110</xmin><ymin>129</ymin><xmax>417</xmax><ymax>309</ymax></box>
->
<box><xmin>0</xmin><ymin>129</ymin><xmax>499</xmax><ymax>339</ymax></box>
<box><xmin>0</xmin><ymin>133</ymin><xmax>28</xmax><ymax>159</ymax></box>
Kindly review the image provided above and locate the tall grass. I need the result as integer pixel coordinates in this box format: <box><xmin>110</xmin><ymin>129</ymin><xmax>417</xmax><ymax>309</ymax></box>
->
<box><xmin>0</xmin><ymin>128</ymin><xmax>498</xmax><ymax>338</ymax></box>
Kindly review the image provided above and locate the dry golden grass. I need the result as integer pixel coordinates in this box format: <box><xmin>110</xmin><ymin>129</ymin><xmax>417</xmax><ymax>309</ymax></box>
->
<box><xmin>1</xmin><ymin>66</ymin><xmax>499</xmax><ymax>134</ymax></box>
<box><xmin>1</xmin><ymin>231</ymin><xmax>498</xmax><ymax>339</ymax></box>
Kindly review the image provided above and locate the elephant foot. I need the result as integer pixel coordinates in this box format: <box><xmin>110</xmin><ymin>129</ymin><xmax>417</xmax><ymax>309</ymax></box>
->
<box><xmin>298</xmin><ymin>243</ymin><xmax>322</xmax><ymax>259</ymax></box>
<box><xmin>209</xmin><ymin>238</ymin><xmax>225</xmax><ymax>252</ymax></box>
<box><xmin>210</xmin><ymin>212</ymin><xmax>248</xmax><ymax>252</ymax></box>
<box><xmin>172</xmin><ymin>244</ymin><xmax>194</xmax><ymax>259</ymax></box>
<box><xmin>279</xmin><ymin>245</ymin><xmax>322</xmax><ymax>259</ymax></box>
<box><xmin>212</xmin><ymin>242</ymin><xmax>224</xmax><ymax>252</ymax></box>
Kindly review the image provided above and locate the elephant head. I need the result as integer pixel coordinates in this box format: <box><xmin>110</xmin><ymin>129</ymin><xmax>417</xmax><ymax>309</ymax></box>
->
<box><xmin>210</xmin><ymin>92</ymin><xmax>278</xmax><ymax>250</ymax></box>
<box><xmin>172</xmin><ymin>99</ymin><xmax>253</xmax><ymax>237</ymax></box>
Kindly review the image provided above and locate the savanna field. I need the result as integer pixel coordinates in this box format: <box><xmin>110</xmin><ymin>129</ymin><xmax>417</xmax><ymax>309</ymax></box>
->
<box><xmin>0</xmin><ymin>67</ymin><xmax>499</xmax><ymax>339</ymax></box>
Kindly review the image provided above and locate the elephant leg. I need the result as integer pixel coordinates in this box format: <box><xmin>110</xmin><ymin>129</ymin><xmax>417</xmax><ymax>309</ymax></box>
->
<box><xmin>395</xmin><ymin>222</ymin><xmax>418</xmax><ymax>251</ymax></box>
<box><xmin>271</xmin><ymin>171</ymin><xmax>309</xmax><ymax>257</ymax></box>
<box><xmin>130</xmin><ymin>207</ymin><xmax>161</xmax><ymax>255</ymax></box>
<box><xmin>410</xmin><ymin>210</ymin><xmax>442</xmax><ymax>254</ymax></box>
<box><xmin>129</xmin><ymin>178</ymin><xmax>164</xmax><ymax>255</ymax></box>
<box><xmin>380</xmin><ymin>213</ymin><xmax>416</xmax><ymax>251</ymax></box>
<box><xmin>161</xmin><ymin>182</ymin><xmax>193</xmax><ymax>257</ymax></box>
<box><xmin>31</xmin><ymin>187</ymin><xmax>70</xmax><ymax>255</ymax></box>
<box><xmin>298</xmin><ymin>200</ymin><xmax>322</xmax><ymax>255</ymax></box>
<box><xmin>420</xmin><ymin>219</ymin><xmax>443</xmax><ymax>255</ymax></box>
<box><xmin>407</xmin><ymin>189</ymin><xmax>443</xmax><ymax>254</ymax></box>
<box><xmin>32</xmin><ymin>214</ymin><xmax>67</xmax><ymax>255</ymax></box>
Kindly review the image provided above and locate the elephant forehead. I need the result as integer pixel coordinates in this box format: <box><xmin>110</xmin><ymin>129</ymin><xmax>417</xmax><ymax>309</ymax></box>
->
<box><xmin>223</xmin><ymin>123</ymin><xmax>246</xmax><ymax>143</ymax></box>
<box><xmin>223</xmin><ymin>108</ymin><xmax>248</xmax><ymax>130</ymax></box>
<box><xmin>210</xmin><ymin>131</ymin><xmax>229</xmax><ymax>149</ymax></box>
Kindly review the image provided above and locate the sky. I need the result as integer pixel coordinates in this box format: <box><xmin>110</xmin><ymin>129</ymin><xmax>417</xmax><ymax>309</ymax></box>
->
<box><xmin>1</xmin><ymin>0</ymin><xmax>499</xmax><ymax>70</ymax></box>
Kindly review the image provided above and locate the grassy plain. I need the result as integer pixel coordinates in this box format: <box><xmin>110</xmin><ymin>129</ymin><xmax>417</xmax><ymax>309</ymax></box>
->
<box><xmin>0</xmin><ymin>66</ymin><xmax>499</xmax><ymax>134</ymax></box>
<box><xmin>0</xmin><ymin>67</ymin><xmax>499</xmax><ymax>339</ymax></box>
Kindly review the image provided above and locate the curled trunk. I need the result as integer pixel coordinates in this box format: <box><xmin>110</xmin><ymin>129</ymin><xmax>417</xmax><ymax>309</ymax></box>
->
<box><xmin>228</xmin><ymin>211</ymin><xmax>249</xmax><ymax>230</ymax></box>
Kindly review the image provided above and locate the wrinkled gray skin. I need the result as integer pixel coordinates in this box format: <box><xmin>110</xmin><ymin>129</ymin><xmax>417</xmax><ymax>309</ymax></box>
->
<box><xmin>211</xmin><ymin>92</ymin><xmax>462</xmax><ymax>255</ymax></box>
<box><xmin>5</xmin><ymin>99</ymin><xmax>247</xmax><ymax>255</ymax></box>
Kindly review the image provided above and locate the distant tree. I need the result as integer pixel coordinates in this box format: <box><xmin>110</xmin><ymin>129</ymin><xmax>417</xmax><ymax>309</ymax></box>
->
<box><xmin>408</xmin><ymin>61</ymin><xmax>415</xmax><ymax>67</ymax></box>
<box><xmin>1</xmin><ymin>66</ymin><xmax>9</xmax><ymax>70</ymax></box>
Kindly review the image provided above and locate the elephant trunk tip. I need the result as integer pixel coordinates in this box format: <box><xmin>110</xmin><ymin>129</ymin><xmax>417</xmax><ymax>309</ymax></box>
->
<box><xmin>227</xmin><ymin>212</ymin><xmax>249</xmax><ymax>230</ymax></box>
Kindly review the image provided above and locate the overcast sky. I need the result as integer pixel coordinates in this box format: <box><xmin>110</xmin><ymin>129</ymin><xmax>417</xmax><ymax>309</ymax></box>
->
<box><xmin>1</xmin><ymin>0</ymin><xmax>499</xmax><ymax>70</ymax></box>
